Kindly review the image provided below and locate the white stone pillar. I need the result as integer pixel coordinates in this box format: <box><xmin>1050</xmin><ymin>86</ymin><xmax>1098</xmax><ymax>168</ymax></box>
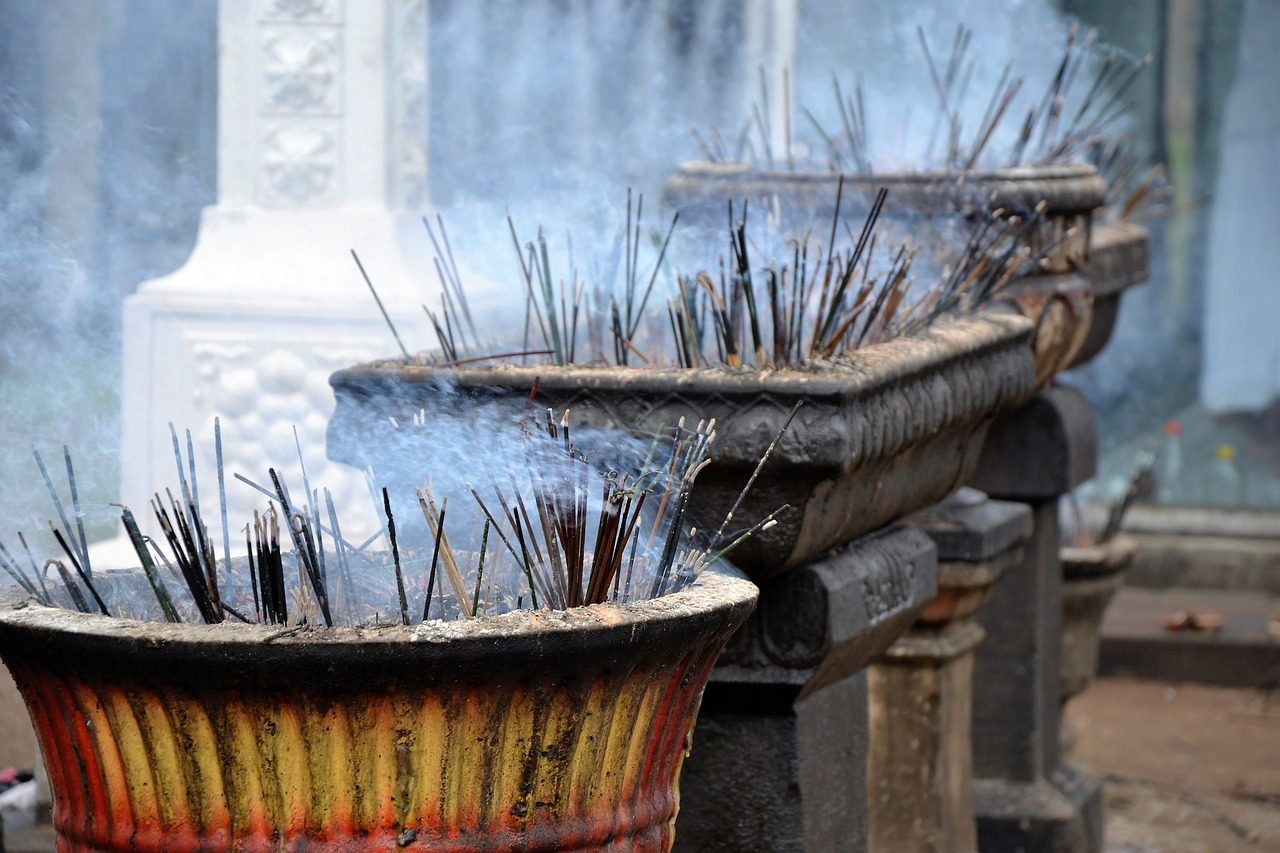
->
<box><xmin>118</xmin><ymin>0</ymin><xmax>440</xmax><ymax>546</ymax></box>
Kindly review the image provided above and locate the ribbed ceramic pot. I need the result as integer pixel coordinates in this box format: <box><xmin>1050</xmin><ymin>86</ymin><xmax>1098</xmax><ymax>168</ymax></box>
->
<box><xmin>1060</xmin><ymin>535</ymin><xmax>1136</xmax><ymax>702</ymax></box>
<box><xmin>0</xmin><ymin>566</ymin><xmax>757</xmax><ymax>853</ymax></box>
<box><xmin>662</xmin><ymin>161</ymin><xmax>1108</xmax><ymax>275</ymax></box>
<box><xmin>328</xmin><ymin>314</ymin><xmax>1036</xmax><ymax>582</ymax></box>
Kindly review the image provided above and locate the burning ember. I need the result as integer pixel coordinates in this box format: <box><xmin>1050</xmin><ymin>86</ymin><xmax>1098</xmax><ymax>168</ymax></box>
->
<box><xmin>2</xmin><ymin>407</ymin><xmax>789</xmax><ymax>628</ymax></box>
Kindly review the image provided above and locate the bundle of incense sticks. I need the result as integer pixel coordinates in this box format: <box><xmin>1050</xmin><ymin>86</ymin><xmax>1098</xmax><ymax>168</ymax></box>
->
<box><xmin>698</xmin><ymin>23</ymin><xmax>1151</xmax><ymax>173</ymax></box>
<box><xmin>361</xmin><ymin>183</ymin><xmax>1043</xmax><ymax>372</ymax></box>
<box><xmin>6</xmin><ymin>408</ymin><xmax>792</xmax><ymax>629</ymax></box>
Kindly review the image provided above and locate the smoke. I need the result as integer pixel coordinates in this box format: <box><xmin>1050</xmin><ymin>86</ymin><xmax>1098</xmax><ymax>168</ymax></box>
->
<box><xmin>0</xmin><ymin>0</ymin><xmax>1167</xmax><ymax>601</ymax></box>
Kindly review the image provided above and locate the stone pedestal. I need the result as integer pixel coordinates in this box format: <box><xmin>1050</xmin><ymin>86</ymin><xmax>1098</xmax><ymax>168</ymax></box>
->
<box><xmin>967</xmin><ymin>385</ymin><xmax>1105</xmax><ymax>852</ymax></box>
<box><xmin>1059</xmin><ymin>535</ymin><xmax>1136</xmax><ymax>758</ymax></box>
<box><xmin>674</xmin><ymin>525</ymin><xmax>938</xmax><ymax>853</ymax></box>
<box><xmin>112</xmin><ymin>1</ymin><xmax>479</xmax><ymax>548</ymax></box>
<box><xmin>868</xmin><ymin>490</ymin><xmax>1031</xmax><ymax>853</ymax></box>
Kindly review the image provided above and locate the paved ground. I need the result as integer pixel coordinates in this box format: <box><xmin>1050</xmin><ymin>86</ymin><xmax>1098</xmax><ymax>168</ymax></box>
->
<box><xmin>1068</xmin><ymin>677</ymin><xmax>1280</xmax><ymax>852</ymax></box>
<box><xmin>4</xmin><ymin>676</ymin><xmax>1278</xmax><ymax>851</ymax></box>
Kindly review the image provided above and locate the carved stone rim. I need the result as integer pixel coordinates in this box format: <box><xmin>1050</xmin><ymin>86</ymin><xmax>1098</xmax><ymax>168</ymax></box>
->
<box><xmin>665</xmin><ymin>159</ymin><xmax>1108</xmax><ymax>213</ymax></box>
<box><xmin>1061</xmin><ymin>534</ymin><xmax>1137</xmax><ymax>579</ymax></box>
<box><xmin>332</xmin><ymin>313</ymin><xmax>1034</xmax><ymax>406</ymax></box>
<box><xmin>1086</xmin><ymin>222</ymin><xmax>1151</xmax><ymax>299</ymax></box>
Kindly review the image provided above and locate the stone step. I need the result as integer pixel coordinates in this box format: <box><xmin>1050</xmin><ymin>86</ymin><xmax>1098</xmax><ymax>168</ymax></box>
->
<box><xmin>1099</xmin><ymin>586</ymin><xmax>1280</xmax><ymax>688</ymax></box>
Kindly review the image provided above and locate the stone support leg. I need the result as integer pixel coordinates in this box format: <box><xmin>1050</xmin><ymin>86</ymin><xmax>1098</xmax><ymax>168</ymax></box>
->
<box><xmin>674</xmin><ymin>525</ymin><xmax>938</xmax><ymax>853</ymax></box>
<box><xmin>868</xmin><ymin>491</ymin><xmax>1031</xmax><ymax>853</ymax></box>
<box><xmin>966</xmin><ymin>386</ymin><xmax>1104</xmax><ymax>853</ymax></box>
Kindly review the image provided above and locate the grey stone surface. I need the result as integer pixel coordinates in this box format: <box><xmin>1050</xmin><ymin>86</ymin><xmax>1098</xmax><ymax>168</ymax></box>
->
<box><xmin>967</xmin><ymin>385</ymin><xmax>1104</xmax><ymax>852</ymax></box>
<box><xmin>972</xmin><ymin>768</ymin><xmax>1104</xmax><ymax>853</ymax></box>
<box><xmin>969</xmin><ymin>385</ymin><xmax>1097</xmax><ymax>500</ymax></box>
<box><xmin>714</xmin><ymin>524</ymin><xmax>938</xmax><ymax>694</ymax></box>
<box><xmin>908</xmin><ymin>489</ymin><xmax>1033</xmax><ymax>563</ymax></box>
<box><xmin>973</xmin><ymin>500</ymin><xmax>1064</xmax><ymax>784</ymax></box>
<box><xmin>676</xmin><ymin>525</ymin><xmax>938</xmax><ymax>853</ymax></box>
<box><xmin>867</xmin><ymin>491</ymin><xmax>1031</xmax><ymax>853</ymax></box>
<box><xmin>329</xmin><ymin>314</ymin><xmax>1033</xmax><ymax>579</ymax></box>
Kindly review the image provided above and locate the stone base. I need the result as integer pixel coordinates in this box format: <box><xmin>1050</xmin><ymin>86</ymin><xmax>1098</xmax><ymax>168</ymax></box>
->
<box><xmin>868</xmin><ymin>622</ymin><xmax>986</xmax><ymax>853</ymax></box>
<box><xmin>675</xmin><ymin>676</ymin><xmax>868</xmax><ymax>853</ymax></box>
<box><xmin>973</xmin><ymin>765</ymin><xmax>1104</xmax><ymax>853</ymax></box>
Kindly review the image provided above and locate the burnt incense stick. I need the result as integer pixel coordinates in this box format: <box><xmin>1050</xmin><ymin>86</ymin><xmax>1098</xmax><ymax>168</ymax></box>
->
<box><xmin>62</xmin><ymin>447</ymin><xmax>92</xmax><ymax>580</ymax></box>
<box><xmin>352</xmin><ymin>249</ymin><xmax>411</xmax><ymax>360</ymax></box>
<box><xmin>45</xmin><ymin>559</ymin><xmax>90</xmax><ymax>613</ymax></box>
<box><xmin>383</xmin><ymin>488</ymin><xmax>409</xmax><ymax>626</ymax></box>
<box><xmin>116</xmin><ymin>504</ymin><xmax>181</xmax><ymax>623</ymax></box>
<box><xmin>0</xmin><ymin>542</ymin><xmax>42</xmax><ymax>602</ymax></box>
<box><xmin>471</xmin><ymin>519</ymin><xmax>490</xmax><ymax>617</ymax></box>
<box><xmin>32</xmin><ymin>447</ymin><xmax>88</xmax><ymax>576</ymax></box>
<box><xmin>423</xmin><ymin>504</ymin><xmax>445</xmax><ymax>622</ymax></box>
<box><xmin>1</xmin><ymin>539</ymin><xmax>48</xmax><ymax>604</ymax></box>
<box><xmin>49</xmin><ymin>525</ymin><xmax>108</xmax><ymax>616</ymax></box>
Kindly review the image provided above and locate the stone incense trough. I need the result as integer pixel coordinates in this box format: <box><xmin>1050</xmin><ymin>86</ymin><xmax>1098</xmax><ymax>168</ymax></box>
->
<box><xmin>663</xmin><ymin>161</ymin><xmax>1111</xmax><ymax>389</ymax></box>
<box><xmin>328</xmin><ymin>313</ymin><xmax>1036</xmax><ymax>582</ymax></box>
<box><xmin>0</xmin><ymin>566</ymin><xmax>756</xmax><ymax>852</ymax></box>
<box><xmin>663</xmin><ymin>161</ymin><xmax>1108</xmax><ymax>276</ymax></box>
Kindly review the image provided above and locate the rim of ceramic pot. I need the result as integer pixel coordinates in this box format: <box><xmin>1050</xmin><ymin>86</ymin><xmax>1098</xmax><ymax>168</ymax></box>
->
<box><xmin>332</xmin><ymin>312</ymin><xmax>1033</xmax><ymax>404</ymax></box>
<box><xmin>1061</xmin><ymin>534</ymin><xmax>1137</xmax><ymax>578</ymax></box>
<box><xmin>0</xmin><ymin>564</ymin><xmax>757</xmax><ymax>690</ymax></box>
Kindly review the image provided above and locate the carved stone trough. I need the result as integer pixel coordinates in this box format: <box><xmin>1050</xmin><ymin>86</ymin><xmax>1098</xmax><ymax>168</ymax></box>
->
<box><xmin>663</xmin><ymin>161</ymin><xmax>1116</xmax><ymax>390</ymax></box>
<box><xmin>663</xmin><ymin>161</ymin><xmax>1108</xmax><ymax>276</ymax></box>
<box><xmin>1069</xmin><ymin>221</ymin><xmax>1151</xmax><ymax>368</ymax></box>
<box><xmin>328</xmin><ymin>313</ymin><xmax>1037</xmax><ymax>582</ymax></box>
<box><xmin>0</xmin><ymin>566</ymin><xmax>756</xmax><ymax>853</ymax></box>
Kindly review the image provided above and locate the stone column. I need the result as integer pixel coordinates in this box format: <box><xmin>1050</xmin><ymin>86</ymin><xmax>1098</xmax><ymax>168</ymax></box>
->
<box><xmin>868</xmin><ymin>490</ymin><xmax>1031</xmax><ymax>853</ymax></box>
<box><xmin>117</xmin><ymin>0</ymin><xmax>449</xmax><ymax>544</ymax></box>
<box><xmin>966</xmin><ymin>385</ymin><xmax>1104</xmax><ymax>852</ymax></box>
<box><xmin>673</xmin><ymin>525</ymin><xmax>938</xmax><ymax>853</ymax></box>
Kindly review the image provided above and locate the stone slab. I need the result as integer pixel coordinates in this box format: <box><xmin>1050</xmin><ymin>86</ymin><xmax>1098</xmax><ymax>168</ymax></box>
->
<box><xmin>973</xmin><ymin>766</ymin><xmax>1104</xmax><ymax>853</ymax></box>
<box><xmin>675</xmin><ymin>676</ymin><xmax>869</xmax><ymax>853</ymax></box>
<box><xmin>1098</xmin><ymin>586</ymin><xmax>1280</xmax><ymax>688</ymax></box>
<box><xmin>677</xmin><ymin>524</ymin><xmax>938</xmax><ymax>853</ymax></box>
<box><xmin>713</xmin><ymin>524</ymin><xmax>939</xmax><ymax>694</ymax></box>
<box><xmin>908</xmin><ymin>489</ymin><xmax>1033</xmax><ymax>563</ymax></box>
<box><xmin>968</xmin><ymin>385</ymin><xmax>1097</xmax><ymax>500</ymax></box>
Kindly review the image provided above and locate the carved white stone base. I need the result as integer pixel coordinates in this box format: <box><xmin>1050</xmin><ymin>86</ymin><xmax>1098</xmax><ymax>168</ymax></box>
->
<box><xmin>114</xmin><ymin>204</ymin><xmax>495</xmax><ymax>550</ymax></box>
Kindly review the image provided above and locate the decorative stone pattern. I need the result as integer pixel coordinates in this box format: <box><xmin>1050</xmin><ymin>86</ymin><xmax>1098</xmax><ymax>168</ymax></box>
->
<box><xmin>255</xmin><ymin>0</ymin><xmax>344</xmax><ymax>206</ymax></box>
<box><xmin>713</xmin><ymin>524</ymin><xmax>937</xmax><ymax>686</ymax></box>
<box><xmin>262</xmin><ymin>0</ymin><xmax>342</xmax><ymax>23</ymax></box>
<box><xmin>261</xmin><ymin>30</ymin><xmax>340</xmax><ymax>113</ymax></box>
<box><xmin>260</xmin><ymin>124</ymin><xmax>338</xmax><ymax>204</ymax></box>
<box><xmin>328</xmin><ymin>313</ymin><xmax>1037</xmax><ymax>580</ymax></box>
<box><xmin>190</xmin><ymin>338</ymin><xmax>373</xmax><ymax>533</ymax></box>
<box><xmin>387</xmin><ymin>0</ymin><xmax>429</xmax><ymax>209</ymax></box>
